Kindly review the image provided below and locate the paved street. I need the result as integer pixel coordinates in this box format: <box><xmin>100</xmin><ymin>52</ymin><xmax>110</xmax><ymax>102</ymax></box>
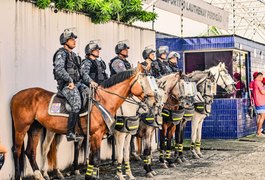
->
<box><xmin>42</xmin><ymin>135</ymin><xmax>264</xmax><ymax>180</ymax></box>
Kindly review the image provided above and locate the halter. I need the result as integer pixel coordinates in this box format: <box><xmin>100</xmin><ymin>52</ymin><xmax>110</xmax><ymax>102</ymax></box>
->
<box><xmin>212</xmin><ymin>69</ymin><xmax>234</xmax><ymax>92</ymax></box>
<box><xmin>196</xmin><ymin>73</ymin><xmax>216</xmax><ymax>105</ymax></box>
<box><xmin>97</xmin><ymin>73</ymin><xmax>158</xmax><ymax>112</ymax></box>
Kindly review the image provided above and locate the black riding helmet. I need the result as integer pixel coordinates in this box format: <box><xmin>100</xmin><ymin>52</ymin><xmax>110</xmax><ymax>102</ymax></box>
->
<box><xmin>85</xmin><ymin>41</ymin><xmax>102</xmax><ymax>55</ymax></box>
<box><xmin>59</xmin><ymin>28</ymin><xmax>77</xmax><ymax>45</ymax></box>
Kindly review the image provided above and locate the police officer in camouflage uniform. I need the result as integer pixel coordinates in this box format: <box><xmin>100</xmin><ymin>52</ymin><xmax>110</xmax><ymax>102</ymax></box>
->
<box><xmin>109</xmin><ymin>41</ymin><xmax>131</xmax><ymax>75</ymax></box>
<box><xmin>141</xmin><ymin>47</ymin><xmax>156</xmax><ymax>74</ymax></box>
<box><xmin>53</xmin><ymin>29</ymin><xmax>88</xmax><ymax>141</ymax></box>
<box><xmin>151</xmin><ymin>46</ymin><xmax>170</xmax><ymax>78</ymax></box>
<box><xmin>167</xmin><ymin>51</ymin><xmax>181</xmax><ymax>73</ymax></box>
<box><xmin>81</xmin><ymin>41</ymin><xmax>108</xmax><ymax>86</ymax></box>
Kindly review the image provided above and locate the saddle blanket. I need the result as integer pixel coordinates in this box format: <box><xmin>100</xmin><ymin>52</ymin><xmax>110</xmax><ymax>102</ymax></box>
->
<box><xmin>48</xmin><ymin>94</ymin><xmax>88</xmax><ymax>117</ymax></box>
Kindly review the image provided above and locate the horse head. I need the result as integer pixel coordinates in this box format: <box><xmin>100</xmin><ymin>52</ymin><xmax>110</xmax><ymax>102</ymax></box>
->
<box><xmin>209</xmin><ymin>62</ymin><xmax>235</xmax><ymax>94</ymax></box>
<box><xmin>130</xmin><ymin>63</ymin><xmax>161</xmax><ymax>116</ymax></box>
<box><xmin>156</xmin><ymin>72</ymin><xmax>194</xmax><ymax>109</ymax></box>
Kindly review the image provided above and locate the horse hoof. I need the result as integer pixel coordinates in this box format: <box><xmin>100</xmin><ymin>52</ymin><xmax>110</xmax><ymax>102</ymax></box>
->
<box><xmin>169</xmin><ymin>163</ymin><xmax>176</xmax><ymax>168</ymax></box>
<box><xmin>43</xmin><ymin>175</ymin><xmax>50</xmax><ymax>180</ymax></box>
<box><xmin>160</xmin><ymin>163</ymin><xmax>168</xmax><ymax>169</ymax></box>
<box><xmin>74</xmin><ymin>170</ymin><xmax>80</xmax><ymax>175</ymax></box>
<box><xmin>34</xmin><ymin>170</ymin><xmax>45</xmax><ymax>180</ymax></box>
<box><xmin>127</xmin><ymin>175</ymin><xmax>136</xmax><ymax>180</ymax></box>
<box><xmin>85</xmin><ymin>175</ymin><xmax>99</xmax><ymax>180</ymax></box>
<box><xmin>180</xmin><ymin>157</ymin><xmax>187</xmax><ymax>162</ymax></box>
<box><xmin>145</xmin><ymin>172</ymin><xmax>154</xmax><ymax>178</ymax></box>
<box><xmin>116</xmin><ymin>172</ymin><xmax>126</xmax><ymax>180</ymax></box>
<box><xmin>151</xmin><ymin>170</ymin><xmax>157</xmax><ymax>176</ymax></box>
<box><xmin>175</xmin><ymin>157</ymin><xmax>183</xmax><ymax>164</ymax></box>
<box><xmin>131</xmin><ymin>152</ymin><xmax>142</xmax><ymax>161</ymax></box>
<box><xmin>197</xmin><ymin>153</ymin><xmax>203</xmax><ymax>158</ymax></box>
<box><xmin>192</xmin><ymin>153</ymin><xmax>200</xmax><ymax>159</ymax></box>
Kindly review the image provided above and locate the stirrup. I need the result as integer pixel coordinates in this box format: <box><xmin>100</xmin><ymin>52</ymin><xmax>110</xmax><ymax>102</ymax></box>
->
<box><xmin>66</xmin><ymin>132</ymin><xmax>83</xmax><ymax>142</ymax></box>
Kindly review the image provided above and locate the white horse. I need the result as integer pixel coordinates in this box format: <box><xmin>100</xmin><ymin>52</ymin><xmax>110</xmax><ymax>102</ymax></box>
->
<box><xmin>187</xmin><ymin>62</ymin><xmax>235</xmax><ymax>159</ymax></box>
<box><xmin>114</xmin><ymin>74</ymin><xmax>161</xmax><ymax>180</ymax></box>
<box><xmin>137</xmin><ymin>72</ymin><xmax>194</xmax><ymax>177</ymax></box>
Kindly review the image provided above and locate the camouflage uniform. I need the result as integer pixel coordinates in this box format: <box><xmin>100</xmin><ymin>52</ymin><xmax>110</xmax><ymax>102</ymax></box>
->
<box><xmin>109</xmin><ymin>56</ymin><xmax>132</xmax><ymax>76</ymax></box>
<box><xmin>53</xmin><ymin>48</ymin><xmax>88</xmax><ymax>113</ymax></box>
<box><xmin>168</xmin><ymin>61</ymin><xmax>181</xmax><ymax>73</ymax></box>
<box><xmin>81</xmin><ymin>57</ymin><xmax>108</xmax><ymax>85</ymax></box>
<box><xmin>151</xmin><ymin>58</ymin><xmax>170</xmax><ymax>78</ymax></box>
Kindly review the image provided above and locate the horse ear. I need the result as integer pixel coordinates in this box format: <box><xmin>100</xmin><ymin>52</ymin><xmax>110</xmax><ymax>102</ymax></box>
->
<box><xmin>221</xmin><ymin>62</ymin><xmax>225</xmax><ymax>68</ymax></box>
<box><xmin>136</xmin><ymin>62</ymin><xmax>144</xmax><ymax>73</ymax></box>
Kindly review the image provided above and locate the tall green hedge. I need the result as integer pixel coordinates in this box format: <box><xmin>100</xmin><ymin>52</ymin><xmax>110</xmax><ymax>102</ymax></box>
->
<box><xmin>36</xmin><ymin>0</ymin><xmax>157</xmax><ymax>24</ymax></box>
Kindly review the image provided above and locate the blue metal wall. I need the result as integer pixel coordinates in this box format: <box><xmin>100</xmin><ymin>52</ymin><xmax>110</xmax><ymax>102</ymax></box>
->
<box><xmin>156</xmin><ymin>34</ymin><xmax>265</xmax><ymax>139</ymax></box>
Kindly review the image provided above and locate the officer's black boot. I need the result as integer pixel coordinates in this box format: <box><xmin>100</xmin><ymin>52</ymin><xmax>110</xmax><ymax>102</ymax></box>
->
<box><xmin>66</xmin><ymin>112</ymin><xmax>78</xmax><ymax>141</ymax></box>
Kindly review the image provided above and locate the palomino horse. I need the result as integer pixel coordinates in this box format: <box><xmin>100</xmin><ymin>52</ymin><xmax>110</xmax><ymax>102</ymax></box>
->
<box><xmin>10</xmin><ymin>64</ymin><xmax>157</xmax><ymax>180</ymax></box>
<box><xmin>186</xmin><ymin>62</ymin><xmax>235</xmax><ymax>159</ymax></box>
<box><xmin>159</xmin><ymin>77</ymin><xmax>196</xmax><ymax>167</ymax></box>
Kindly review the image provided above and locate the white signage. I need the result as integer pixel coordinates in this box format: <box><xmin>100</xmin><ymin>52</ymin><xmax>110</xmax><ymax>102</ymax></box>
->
<box><xmin>144</xmin><ymin>0</ymin><xmax>229</xmax><ymax>30</ymax></box>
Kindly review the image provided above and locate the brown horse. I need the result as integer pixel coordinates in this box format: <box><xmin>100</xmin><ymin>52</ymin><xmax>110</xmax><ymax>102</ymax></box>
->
<box><xmin>11</xmin><ymin>64</ymin><xmax>156</xmax><ymax>180</ymax></box>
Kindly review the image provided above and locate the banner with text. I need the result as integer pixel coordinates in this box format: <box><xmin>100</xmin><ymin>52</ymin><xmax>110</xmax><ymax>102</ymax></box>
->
<box><xmin>145</xmin><ymin>0</ymin><xmax>229</xmax><ymax>30</ymax></box>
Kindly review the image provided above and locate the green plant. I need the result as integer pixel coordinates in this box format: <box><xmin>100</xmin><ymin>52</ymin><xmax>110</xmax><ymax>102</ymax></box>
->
<box><xmin>35</xmin><ymin>0</ymin><xmax>157</xmax><ymax>24</ymax></box>
<box><xmin>36</xmin><ymin>0</ymin><xmax>51</xmax><ymax>9</ymax></box>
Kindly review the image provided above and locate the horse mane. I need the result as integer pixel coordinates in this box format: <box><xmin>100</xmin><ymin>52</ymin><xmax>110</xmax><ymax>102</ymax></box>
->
<box><xmin>100</xmin><ymin>69</ymin><xmax>135</xmax><ymax>88</ymax></box>
<box><xmin>186</xmin><ymin>70</ymin><xmax>209</xmax><ymax>77</ymax></box>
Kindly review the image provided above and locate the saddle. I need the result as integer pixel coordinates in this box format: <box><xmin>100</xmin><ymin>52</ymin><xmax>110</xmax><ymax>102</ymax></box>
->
<box><xmin>48</xmin><ymin>94</ymin><xmax>116</xmax><ymax>135</ymax></box>
<box><xmin>48</xmin><ymin>94</ymin><xmax>88</xmax><ymax>117</ymax></box>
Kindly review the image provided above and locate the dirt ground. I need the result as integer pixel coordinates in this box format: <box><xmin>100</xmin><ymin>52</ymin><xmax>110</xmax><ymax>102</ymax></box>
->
<box><xmin>47</xmin><ymin>135</ymin><xmax>265</xmax><ymax>180</ymax></box>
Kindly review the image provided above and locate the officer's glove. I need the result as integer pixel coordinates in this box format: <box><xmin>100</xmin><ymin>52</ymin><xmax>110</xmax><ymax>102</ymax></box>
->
<box><xmin>90</xmin><ymin>81</ymin><xmax>98</xmax><ymax>88</ymax></box>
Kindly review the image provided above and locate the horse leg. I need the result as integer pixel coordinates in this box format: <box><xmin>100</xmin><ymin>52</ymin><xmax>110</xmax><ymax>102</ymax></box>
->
<box><xmin>195</xmin><ymin>115</ymin><xmax>205</xmax><ymax>158</ymax></box>
<box><xmin>25</xmin><ymin>122</ymin><xmax>44</xmax><ymax>180</ymax></box>
<box><xmin>178</xmin><ymin>120</ymin><xmax>187</xmax><ymax>162</ymax></box>
<box><xmin>142</xmin><ymin>127</ymin><xmax>154</xmax><ymax>178</ymax></box>
<box><xmin>41</xmin><ymin>130</ymin><xmax>56</xmax><ymax>180</ymax></box>
<box><xmin>53</xmin><ymin>135</ymin><xmax>65</xmax><ymax>179</ymax></box>
<box><xmin>159</xmin><ymin>126</ymin><xmax>167</xmax><ymax>168</ymax></box>
<box><xmin>13</xmin><ymin>124</ymin><xmax>32</xmax><ymax>180</ymax></box>
<box><xmin>130</xmin><ymin>135</ymin><xmax>141</xmax><ymax>161</ymax></box>
<box><xmin>149</xmin><ymin>127</ymin><xmax>158</xmax><ymax>176</ymax></box>
<box><xmin>114</xmin><ymin>130</ymin><xmax>126</xmax><ymax>180</ymax></box>
<box><xmin>191</xmin><ymin>113</ymin><xmax>201</xmax><ymax>159</ymax></box>
<box><xmin>73</xmin><ymin>138</ymin><xmax>84</xmax><ymax>175</ymax></box>
<box><xmin>124</xmin><ymin>133</ymin><xmax>135</xmax><ymax>180</ymax></box>
<box><xmin>174</xmin><ymin>122</ymin><xmax>182</xmax><ymax>164</ymax></box>
<box><xmin>136</xmin><ymin>136</ymin><xmax>142</xmax><ymax>156</ymax></box>
<box><xmin>85</xmin><ymin>133</ymin><xmax>102</xmax><ymax>180</ymax></box>
<box><xmin>165</xmin><ymin>124</ymin><xmax>176</xmax><ymax>168</ymax></box>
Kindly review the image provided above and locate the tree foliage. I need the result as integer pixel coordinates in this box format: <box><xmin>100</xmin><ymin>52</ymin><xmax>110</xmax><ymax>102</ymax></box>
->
<box><xmin>36</xmin><ymin>0</ymin><xmax>157</xmax><ymax>24</ymax></box>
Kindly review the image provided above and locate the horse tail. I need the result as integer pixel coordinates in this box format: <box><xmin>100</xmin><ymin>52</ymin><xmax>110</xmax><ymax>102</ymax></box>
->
<box><xmin>11</xmin><ymin>109</ymin><xmax>25</xmax><ymax>175</ymax></box>
<box><xmin>47</xmin><ymin>137</ymin><xmax>57</xmax><ymax>169</ymax></box>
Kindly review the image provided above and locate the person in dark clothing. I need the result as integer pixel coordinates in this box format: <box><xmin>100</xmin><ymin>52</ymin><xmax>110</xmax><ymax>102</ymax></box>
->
<box><xmin>80</xmin><ymin>41</ymin><xmax>108</xmax><ymax>86</ymax></box>
<box><xmin>109</xmin><ymin>41</ymin><xmax>131</xmax><ymax>76</ymax></box>
<box><xmin>141</xmin><ymin>46</ymin><xmax>156</xmax><ymax>73</ymax></box>
<box><xmin>53</xmin><ymin>28</ymin><xmax>88</xmax><ymax>141</ymax></box>
<box><xmin>151</xmin><ymin>46</ymin><xmax>170</xmax><ymax>78</ymax></box>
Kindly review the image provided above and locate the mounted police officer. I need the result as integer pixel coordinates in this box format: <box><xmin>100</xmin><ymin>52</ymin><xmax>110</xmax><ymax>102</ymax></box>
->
<box><xmin>109</xmin><ymin>40</ymin><xmax>131</xmax><ymax>76</ymax></box>
<box><xmin>141</xmin><ymin>46</ymin><xmax>156</xmax><ymax>74</ymax></box>
<box><xmin>81</xmin><ymin>40</ymin><xmax>108</xmax><ymax>87</ymax></box>
<box><xmin>53</xmin><ymin>28</ymin><xmax>87</xmax><ymax>141</ymax></box>
<box><xmin>151</xmin><ymin>46</ymin><xmax>170</xmax><ymax>78</ymax></box>
<box><xmin>167</xmin><ymin>51</ymin><xmax>181</xmax><ymax>73</ymax></box>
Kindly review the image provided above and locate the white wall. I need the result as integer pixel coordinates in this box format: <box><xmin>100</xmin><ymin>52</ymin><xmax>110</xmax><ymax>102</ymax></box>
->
<box><xmin>0</xmin><ymin>1</ymin><xmax>155</xmax><ymax>179</ymax></box>
<box><xmin>134</xmin><ymin>5</ymin><xmax>208</xmax><ymax>37</ymax></box>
